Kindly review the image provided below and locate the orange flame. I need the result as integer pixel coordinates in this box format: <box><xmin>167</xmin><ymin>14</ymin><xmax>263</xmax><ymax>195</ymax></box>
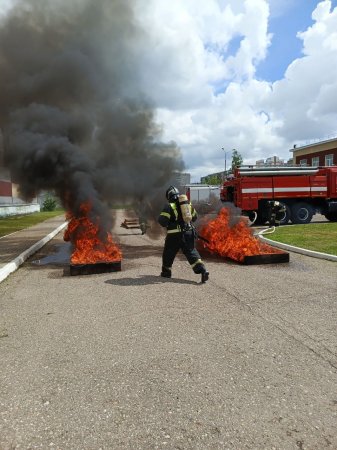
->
<box><xmin>199</xmin><ymin>207</ymin><xmax>282</xmax><ymax>262</ymax></box>
<box><xmin>64</xmin><ymin>202</ymin><xmax>122</xmax><ymax>264</ymax></box>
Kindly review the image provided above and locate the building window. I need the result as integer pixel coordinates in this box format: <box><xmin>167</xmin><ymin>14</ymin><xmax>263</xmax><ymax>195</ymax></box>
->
<box><xmin>325</xmin><ymin>154</ymin><xmax>334</xmax><ymax>166</ymax></box>
<box><xmin>312</xmin><ymin>156</ymin><xmax>319</xmax><ymax>167</ymax></box>
<box><xmin>299</xmin><ymin>159</ymin><xmax>307</xmax><ymax>166</ymax></box>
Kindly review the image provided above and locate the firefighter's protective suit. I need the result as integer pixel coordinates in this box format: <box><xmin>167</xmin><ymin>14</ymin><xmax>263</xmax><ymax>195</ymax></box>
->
<box><xmin>158</xmin><ymin>186</ymin><xmax>209</xmax><ymax>283</ymax></box>
<box><xmin>268</xmin><ymin>200</ymin><xmax>286</xmax><ymax>227</ymax></box>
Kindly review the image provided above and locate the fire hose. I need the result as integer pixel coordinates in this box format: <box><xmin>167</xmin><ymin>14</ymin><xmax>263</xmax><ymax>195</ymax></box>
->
<box><xmin>257</xmin><ymin>226</ymin><xmax>276</xmax><ymax>236</ymax></box>
<box><xmin>189</xmin><ymin>224</ymin><xmax>210</xmax><ymax>244</ymax></box>
<box><xmin>248</xmin><ymin>211</ymin><xmax>258</xmax><ymax>226</ymax></box>
<box><xmin>196</xmin><ymin>233</ymin><xmax>210</xmax><ymax>244</ymax></box>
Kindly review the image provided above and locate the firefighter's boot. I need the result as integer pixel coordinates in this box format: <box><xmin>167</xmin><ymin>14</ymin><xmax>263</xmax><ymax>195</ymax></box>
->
<box><xmin>201</xmin><ymin>270</ymin><xmax>209</xmax><ymax>283</ymax></box>
<box><xmin>161</xmin><ymin>266</ymin><xmax>172</xmax><ymax>278</ymax></box>
<box><xmin>193</xmin><ymin>261</ymin><xmax>209</xmax><ymax>283</ymax></box>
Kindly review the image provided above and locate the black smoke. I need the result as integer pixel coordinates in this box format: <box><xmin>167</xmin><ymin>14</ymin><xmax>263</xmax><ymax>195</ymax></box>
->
<box><xmin>0</xmin><ymin>0</ymin><xmax>184</xmax><ymax>232</ymax></box>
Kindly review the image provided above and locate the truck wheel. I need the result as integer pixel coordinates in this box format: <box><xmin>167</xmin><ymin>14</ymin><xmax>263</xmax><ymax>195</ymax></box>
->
<box><xmin>278</xmin><ymin>202</ymin><xmax>291</xmax><ymax>225</ymax></box>
<box><xmin>324</xmin><ymin>212</ymin><xmax>337</xmax><ymax>222</ymax></box>
<box><xmin>291</xmin><ymin>203</ymin><xmax>313</xmax><ymax>224</ymax></box>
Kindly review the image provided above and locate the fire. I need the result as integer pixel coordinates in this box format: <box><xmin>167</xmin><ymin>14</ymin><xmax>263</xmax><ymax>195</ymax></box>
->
<box><xmin>199</xmin><ymin>207</ymin><xmax>282</xmax><ymax>262</ymax></box>
<box><xmin>64</xmin><ymin>202</ymin><xmax>122</xmax><ymax>264</ymax></box>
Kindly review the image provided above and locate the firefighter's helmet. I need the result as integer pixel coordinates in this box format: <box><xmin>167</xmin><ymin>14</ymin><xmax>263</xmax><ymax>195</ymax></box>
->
<box><xmin>274</xmin><ymin>201</ymin><xmax>280</xmax><ymax>206</ymax></box>
<box><xmin>166</xmin><ymin>186</ymin><xmax>179</xmax><ymax>202</ymax></box>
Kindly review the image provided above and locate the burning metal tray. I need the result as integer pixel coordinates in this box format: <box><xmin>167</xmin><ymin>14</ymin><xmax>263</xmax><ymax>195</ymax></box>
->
<box><xmin>70</xmin><ymin>260</ymin><xmax>121</xmax><ymax>276</ymax></box>
<box><xmin>241</xmin><ymin>252</ymin><xmax>289</xmax><ymax>265</ymax></box>
<box><xmin>120</xmin><ymin>218</ymin><xmax>141</xmax><ymax>229</ymax></box>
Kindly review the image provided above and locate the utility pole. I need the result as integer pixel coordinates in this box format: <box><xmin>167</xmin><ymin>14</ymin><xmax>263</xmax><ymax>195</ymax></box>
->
<box><xmin>221</xmin><ymin>147</ymin><xmax>228</xmax><ymax>177</ymax></box>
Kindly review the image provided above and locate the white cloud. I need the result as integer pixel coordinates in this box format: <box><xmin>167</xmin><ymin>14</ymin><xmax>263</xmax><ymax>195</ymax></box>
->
<box><xmin>136</xmin><ymin>0</ymin><xmax>271</xmax><ymax>109</ymax></box>
<box><xmin>136</xmin><ymin>0</ymin><xmax>337</xmax><ymax>181</ymax></box>
<box><xmin>2</xmin><ymin>0</ymin><xmax>336</xmax><ymax>182</ymax></box>
<box><xmin>268</xmin><ymin>1</ymin><xmax>337</xmax><ymax>141</ymax></box>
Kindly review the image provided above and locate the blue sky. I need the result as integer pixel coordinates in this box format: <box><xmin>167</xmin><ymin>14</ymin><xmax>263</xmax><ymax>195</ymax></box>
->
<box><xmin>257</xmin><ymin>0</ymin><xmax>337</xmax><ymax>81</ymax></box>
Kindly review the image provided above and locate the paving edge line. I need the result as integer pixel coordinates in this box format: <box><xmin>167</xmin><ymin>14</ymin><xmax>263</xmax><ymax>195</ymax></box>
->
<box><xmin>257</xmin><ymin>230</ymin><xmax>337</xmax><ymax>262</ymax></box>
<box><xmin>0</xmin><ymin>222</ymin><xmax>68</xmax><ymax>284</ymax></box>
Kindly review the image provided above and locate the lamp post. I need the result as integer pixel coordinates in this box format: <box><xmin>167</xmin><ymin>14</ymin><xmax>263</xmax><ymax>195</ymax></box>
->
<box><xmin>221</xmin><ymin>147</ymin><xmax>228</xmax><ymax>177</ymax></box>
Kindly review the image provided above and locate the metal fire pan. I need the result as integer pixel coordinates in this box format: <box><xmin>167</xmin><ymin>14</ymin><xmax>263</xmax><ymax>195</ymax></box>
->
<box><xmin>241</xmin><ymin>252</ymin><xmax>289</xmax><ymax>265</ymax></box>
<box><xmin>70</xmin><ymin>261</ymin><xmax>121</xmax><ymax>276</ymax></box>
<box><xmin>121</xmin><ymin>219</ymin><xmax>141</xmax><ymax>229</ymax></box>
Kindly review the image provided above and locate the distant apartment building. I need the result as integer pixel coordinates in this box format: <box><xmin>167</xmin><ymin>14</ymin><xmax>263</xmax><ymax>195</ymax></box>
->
<box><xmin>290</xmin><ymin>136</ymin><xmax>337</xmax><ymax>166</ymax></box>
<box><xmin>266</xmin><ymin>156</ymin><xmax>284</xmax><ymax>165</ymax></box>
<box><xmin>255</xmin><ymin>156</ymin><xmax>286</xmax><ymax>166</ymax></box>
<box><xmin>255</xmin><ymin>156</ymin><xmax>293</xmax><ymax>167</ymax></box>
<box><xmin>255</xmin><ymin>159</ymin><xmax>265</xmax><ymax>167</ymax></box>
<box><xmin>176</xmin><ymin>172</ymin><xmax>191</xmax><ymax>187</ymax></box>
<box><xmin>168</xmin><ymin>172</ymin><xmax>191</xmax><ymax>191</ymax></box>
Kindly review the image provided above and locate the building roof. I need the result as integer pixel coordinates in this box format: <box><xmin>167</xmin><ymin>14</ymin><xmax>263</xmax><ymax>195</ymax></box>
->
<box><xmin>290</xmin><ymin>135</ymin><xmax>337</xmax><ymax>153</ymax></box>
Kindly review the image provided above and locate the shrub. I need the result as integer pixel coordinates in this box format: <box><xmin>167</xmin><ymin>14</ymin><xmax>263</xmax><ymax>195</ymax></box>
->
<box><xmin>42</xmin><ymin>196</ymin><xmax>57</xmax><ymax>211</ymax></box>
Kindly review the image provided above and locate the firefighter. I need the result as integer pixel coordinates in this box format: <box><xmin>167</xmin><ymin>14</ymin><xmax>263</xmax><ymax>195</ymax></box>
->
<box><xmin>268</xmin><ymin>200</ymin><xmax>286</xmax><ymax>227</ymax></box>
<box><xmin>158</xmin><ymin>186</ymin><xmax>209</xmax><ymax>283</ymax></box>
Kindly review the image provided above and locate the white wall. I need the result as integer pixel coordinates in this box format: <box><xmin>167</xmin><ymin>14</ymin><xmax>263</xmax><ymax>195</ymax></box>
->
<box><xmin>0</xmin><ymin>203</ymin><xmax>40</xmax><ymax>217</ymax></box>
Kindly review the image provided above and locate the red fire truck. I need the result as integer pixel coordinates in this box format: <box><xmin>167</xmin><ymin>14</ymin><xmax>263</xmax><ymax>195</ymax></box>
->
<box><xmin>220</xmin><ymin>166</ymin><xmax>337</xmax><ymax>224</ymax></box>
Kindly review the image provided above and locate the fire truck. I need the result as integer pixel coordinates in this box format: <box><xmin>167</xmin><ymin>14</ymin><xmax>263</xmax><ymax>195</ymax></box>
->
<box><xmin>220</xmin><ymin>165</ymin><xmax>337</xmax><ymax>224</ymax></box>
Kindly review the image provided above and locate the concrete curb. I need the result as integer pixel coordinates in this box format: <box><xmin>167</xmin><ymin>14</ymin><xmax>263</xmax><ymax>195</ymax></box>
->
<box><xmin>0</xmin><ymin>222</ymin><xmax>68</xmax><ymax>284</ymax></box>
<box><xmin>257</xmin><ymin>229</ymin><xmax>337</xmax><ymax>262</ymax></box>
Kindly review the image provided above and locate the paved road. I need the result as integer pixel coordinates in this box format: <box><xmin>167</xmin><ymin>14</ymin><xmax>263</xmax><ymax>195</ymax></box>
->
<box><xmin>0</xmin><ymin>215</ymin><xmax>68</xmax><ymax>283</ymax></box>
<box><xmin>0</xmin><ymin>210</ymin><xmax>336</xmax><ymax>449</ymax></box>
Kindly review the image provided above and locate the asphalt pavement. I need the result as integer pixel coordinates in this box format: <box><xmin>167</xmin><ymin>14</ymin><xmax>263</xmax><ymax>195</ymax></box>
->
<box><xmin>0</xmin><ymin>211</ymin><xmax>336</xmax><ymax>449</ymax></box>
<box><xmin>0</xmin><ymin>215</ymin><xmax>68</xmax><ymax>283</ymax></box>
<box><xmin>0</xmin><ymin>213</ymin><xmax>335</xmax><ymax>286</ymax></box>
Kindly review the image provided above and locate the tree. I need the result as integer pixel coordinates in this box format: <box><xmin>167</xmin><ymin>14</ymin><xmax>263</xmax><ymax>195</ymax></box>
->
<box><xmin>231</xmin><ymin>149</ymin><xmax>243</xmax><ymax>171</ymax></box>
<box><xmin>204</xmin><ymin>174</ymin><xmax>222</xmax><ymax>185</ymax></box>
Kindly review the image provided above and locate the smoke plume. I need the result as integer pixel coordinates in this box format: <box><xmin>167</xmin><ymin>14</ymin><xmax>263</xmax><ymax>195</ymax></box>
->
<box><xmin>0</xmin><ymin>0</ymin><xmax>184</xmax><ymax>231</ymax></box>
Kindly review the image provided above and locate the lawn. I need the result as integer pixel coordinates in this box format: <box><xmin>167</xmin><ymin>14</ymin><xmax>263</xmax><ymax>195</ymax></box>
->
<box><xmin>0</xmin><ymin>210</ymin><xmax>65</xmax><ymax>238</ymax></box>
<box><xmin>264</xmin><ymin>222</ymin><xmax>337</xmax><ymax>256</ymax></box>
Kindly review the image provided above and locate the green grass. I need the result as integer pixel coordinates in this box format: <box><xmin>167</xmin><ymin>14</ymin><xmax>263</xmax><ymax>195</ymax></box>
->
<box><xmin>265</xmin><ymin>223</ymin><xmax>337</xmax><ymax>256</ymax></box>
<box><xmin>0</xmin><ymin>209</ymin><xmax>65</xmax><ymax>238</ymax></box>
